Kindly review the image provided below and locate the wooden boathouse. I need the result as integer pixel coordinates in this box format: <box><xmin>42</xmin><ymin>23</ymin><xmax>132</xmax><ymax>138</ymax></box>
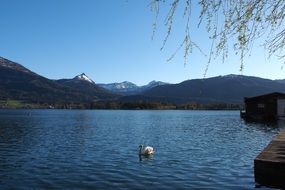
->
<box><xmin>242</xmin><ymin>92</ymin><xmax>285</xmax><ymax>188</ymax></box>
<box><xmin>242</xmin><ymin>92</ymin><xmax>285</xmax><ymax>121</ymax></box>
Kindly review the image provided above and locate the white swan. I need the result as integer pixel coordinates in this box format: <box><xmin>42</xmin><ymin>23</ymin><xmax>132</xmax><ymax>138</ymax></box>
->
<box><xmin>139</xmin><ymin>145</ymin><xmax>155</xmax><ymax>156</ymax></box>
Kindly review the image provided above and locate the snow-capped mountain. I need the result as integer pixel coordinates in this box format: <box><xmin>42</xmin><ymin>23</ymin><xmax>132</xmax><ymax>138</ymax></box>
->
<box><xmin>98</xmin><ymin>80</ymin><xmax>168</xmax><ymax>95</ymax></box>
<box><xmin>57</xmin><ymin>73</ymin><xmax>117</xmax><ymax>99</ymax></box>
<box><xmin>74</xmin><ymin>73</ymin><xmax>95</xmax><ymax>84</ymax></box>
<box><xmin>99</xmin><ymin>81</ymin><xmax>137</xmax><ymax>90</ymax></box>
<box><xmin>141</xmin><ymin>80</ymin><xmax>168</xmax><ymax>91</ymax></box>
<box><xmin>98</xmin><ymin>81</ymin><xmax>139</xmax><ymax>95</ymax></box>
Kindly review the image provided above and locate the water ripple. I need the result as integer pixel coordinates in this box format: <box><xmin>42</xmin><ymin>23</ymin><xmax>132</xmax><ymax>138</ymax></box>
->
<box><xmin>0</xmin><ymin>110</ymin><xmax>280</xmax><ymax>189</ymax></box>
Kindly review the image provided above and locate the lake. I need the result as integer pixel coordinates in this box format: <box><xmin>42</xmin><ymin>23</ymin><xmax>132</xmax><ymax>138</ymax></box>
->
<box><xmin>0</xmin><ymin>110</ymin><xmax>282</xmax><ymax>189</ymax></box>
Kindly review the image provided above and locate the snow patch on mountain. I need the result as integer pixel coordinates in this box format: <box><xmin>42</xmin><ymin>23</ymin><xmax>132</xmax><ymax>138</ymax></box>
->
<box><xmin>144</xmin><ymin>80</ymin><xmax>168</xmax><ymax>88</ymax></box>
<box><xmin>114</xmin><ymin>81</ymin><xmax>137</xmax><ymax>89</ymax></box>
<box><xmin>98</xmin><ymin>82</ymin><xmax>138</xmax><ymax>91</ymax></box>
<box><xmin>74</xmin><ymin>73</ymin><xmax>95</xmax><ymax>84</ymax></box>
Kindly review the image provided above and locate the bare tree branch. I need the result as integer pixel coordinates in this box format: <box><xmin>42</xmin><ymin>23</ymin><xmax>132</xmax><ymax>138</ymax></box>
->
<box><xmin>151</xmin><ymin>0</ymin><xmax>285</xmax><ymax>72</ymax></box>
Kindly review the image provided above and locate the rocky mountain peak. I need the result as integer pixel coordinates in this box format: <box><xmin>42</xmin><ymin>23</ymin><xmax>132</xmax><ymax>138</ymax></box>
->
<box><xmin>74</xmin><ymin>73</ymin><xmax>95</xmax><ymax>84</ymax></box>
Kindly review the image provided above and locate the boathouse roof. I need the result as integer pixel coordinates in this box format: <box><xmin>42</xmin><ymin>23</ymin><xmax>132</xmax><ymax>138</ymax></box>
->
<box><xmin>244</xmin><ymin>92</ymin><xmax>285</xmax><ymax>102</ymax></box>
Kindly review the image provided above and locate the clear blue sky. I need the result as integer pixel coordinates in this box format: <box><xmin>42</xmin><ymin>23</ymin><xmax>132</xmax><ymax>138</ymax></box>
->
<box><xmin>0</xmin><ymin>0</ymin><xmax>284</xmax><ymax>85</ymax></box>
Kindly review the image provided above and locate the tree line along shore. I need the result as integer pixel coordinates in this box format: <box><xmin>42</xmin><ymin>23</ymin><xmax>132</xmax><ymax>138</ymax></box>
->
<box><xmin>0</xmin><ymin>99</ymin><xmax>242</xmax><ymax>110</ymax></box>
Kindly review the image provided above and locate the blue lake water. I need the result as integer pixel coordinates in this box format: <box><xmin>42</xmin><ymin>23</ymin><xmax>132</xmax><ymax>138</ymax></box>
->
<box><xmin>0</xmin><ymin>110</ymin><xmax>283</xmax><ymax>189</ymax></box>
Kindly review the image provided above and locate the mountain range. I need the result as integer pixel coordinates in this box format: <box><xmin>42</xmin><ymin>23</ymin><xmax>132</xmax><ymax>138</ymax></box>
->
<box><xmin>97</xmin><ymin>81</ymin><xmax>168</xmax><ymax>95</ymax></box>
<box><xmin>1</xmin><ymin>56</ymin><xmax>285</xmax><ymax>107</ymax></box>
<box><xmin>0</xmin><ymin>57</ymin><xmax>118</xmax><ymax>104</ymax></box>
<box><xmin>121</xmin><ymin>74</ymin><xmax>285</xmax><ymax>104</ymax></box>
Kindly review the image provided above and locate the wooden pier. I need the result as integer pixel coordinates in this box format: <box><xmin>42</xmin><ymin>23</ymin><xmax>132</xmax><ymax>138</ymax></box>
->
<box><xmin>254</xmin><ymin>129</ymin><xmax>285</xmax><ymax>189</ymax></box>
